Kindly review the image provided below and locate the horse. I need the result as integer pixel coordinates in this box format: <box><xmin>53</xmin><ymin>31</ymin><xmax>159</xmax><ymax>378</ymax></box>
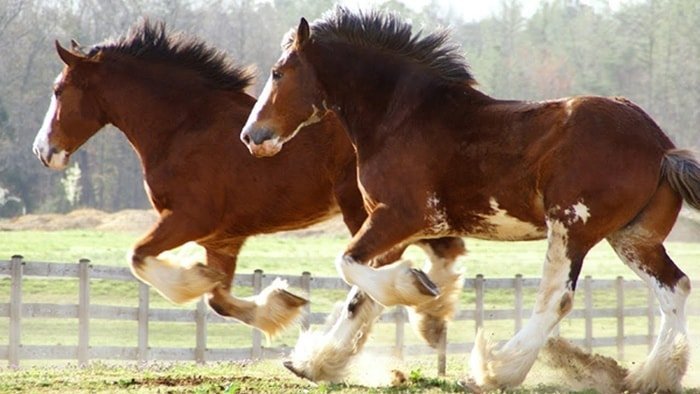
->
<box><xmin>30</xmin><ymin>20</ymin><xmax>466</xmax><ymax>377</ymax></box>
<box><xmin>240</xmin><ymin>7</ymin><xmax>700</xmax><ymax>392</ymax></box>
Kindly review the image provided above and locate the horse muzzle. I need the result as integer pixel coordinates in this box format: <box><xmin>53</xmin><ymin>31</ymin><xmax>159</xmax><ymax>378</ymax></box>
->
<box><xmin>240</xmin><ymin>126</ymin><xmax>283</xmax><ymax>158</ymax></box>
<box><xmin>33</xmin><ymin>143</ymin><xmax>70</xmax><ymax>170</ymax></box>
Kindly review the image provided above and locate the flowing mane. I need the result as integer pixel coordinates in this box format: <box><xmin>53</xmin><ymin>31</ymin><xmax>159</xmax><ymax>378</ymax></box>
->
<box><xmin>89</xmin><ymin>19</ymin><xmax>254</xmax><ymax>91</ymax></box>
<box><xmin>286</xmin><ymin>6</ymin><xmax>475</xmax><ymax>85</ymax></box>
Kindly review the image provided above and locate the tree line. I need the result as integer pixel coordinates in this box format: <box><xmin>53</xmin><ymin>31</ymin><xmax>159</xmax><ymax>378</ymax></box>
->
<box><xmin>0</xmin><ymin>0</ymin><xmax>698</xmax><ymax>216</ymax></box>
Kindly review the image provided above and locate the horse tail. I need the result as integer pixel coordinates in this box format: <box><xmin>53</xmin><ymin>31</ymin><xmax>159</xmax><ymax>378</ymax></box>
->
<box><xmin>661</xmin><ymin>149</ymin><xmax>700</xmax><ymax>210</ymax></box>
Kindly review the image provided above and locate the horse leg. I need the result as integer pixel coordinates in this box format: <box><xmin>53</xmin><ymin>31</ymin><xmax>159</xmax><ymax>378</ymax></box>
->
<box><xmin>284</xmin><ymin>286</ymin><xmax>384</xmax><ymax>382</ymax></box>
<box><xmin>470</xmin><ymin>215</ymin><xmax>594</xmax><ymax>389</ymax></box>
<box><xmin>205</xmin><ymin>243</ymin><xmax>308</xmax><ymax>338</ymax></box>
<box><xmin>607</xmin><ymin>183</ymin><xmax>690</xmax><ymax>393</ymax></box>
<box><xmin>336</xmin><ymin>206</ymin><xmax>439</xmax><ymax>307</ymax></box>
<box><xmin>130</xmin><ymin>211</ymin><xmax>226</xmax><ymax>304</ymax></box>
<box><xmin>284</xmin><ymin>237</ymin><xmax>463</xmax><ymax>382</ymax></box>
<box><xmin>408</xmin><ymin>237</ymin><xmax>465</xmax><ymax>347</ymax></box>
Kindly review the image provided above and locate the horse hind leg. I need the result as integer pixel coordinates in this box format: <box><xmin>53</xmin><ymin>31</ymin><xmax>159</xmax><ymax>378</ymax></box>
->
<box><xmin>204</xmin><ymin>244</ymin><xmax>308</xmax><ymax>338</ymax></box>
<box><xmin>607</xmin><ymin>184</ymin><xmax>690</xmax><ymax>393</ymax></box>
<box><xmin>408</xmin><ymin>237</ymin><xmax>465</xmax><ymax>347</ymax></box>
<box><xmin>470</xmin><ymin>216</ymin><xmax>593</xmax><ymax>390</ymax></box>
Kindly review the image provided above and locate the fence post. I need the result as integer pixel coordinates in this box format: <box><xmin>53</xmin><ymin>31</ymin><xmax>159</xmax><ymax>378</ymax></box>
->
<box><xmin>647</xmin><ymin>285</ymin><xmax>656</xmax><ymax>352</ymax></box>
<box><xmin>615</xmin><ymin>276</ymin><xmax>624</xmax><ymax>360</ymax></box>
<box><xmin>195</xmin><ymin>297</ymin><xmax>207</xmax><ymax>364</ymax></box>
<box><xmin>475</xmin><ymin>274</ymin><xmax>484</xmax><ymax>333</ymax></box>
<box><xmin>251</xmin><ymin>269</ymin><xmax>263</xmax><ymax>359</ymax></box>
<box><xmin>301</xmin><ymin>272</ymin><xmax>311</xmax><ymax>331</ymax></box>
<box><xmin>9</xmin><ymin>255</ymin><xmax>23</xmax><ymax>369</ymax></box>
<box><xmin>394</xmin><ymin>306</ymin><xmax>405</xmax><ymax>358</ymax></box>
<box><xmin>514</xmin><ymin>274</ymin><xmax>523</xmax><ymax>333</ymax></box>
<box><xmin>584</xmin><ymin>275</ymin><xmax>593</xmax><ymax>352</ymax></box>
<box><xmin>138</xmin><ymin>282</ymin><xmax>149</xmax><ymax>363</ymax></box>
<box><xmin>78</xmin><ymin>259</ymin><xmax>91</xmax><ymax>366</ymax></box>
<box><xmin>437</xmin><ymin>327</ymin><xmax>447</xmax><ymax>376</ymax></box>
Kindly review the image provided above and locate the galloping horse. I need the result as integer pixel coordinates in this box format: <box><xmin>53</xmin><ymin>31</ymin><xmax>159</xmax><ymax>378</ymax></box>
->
<box><xmin>31</xmin><ymin>20</ymin><xmax>466</xmax><ymax>376</ymax></box>
<box><xmin>241</xmin><ymin>7</ymin><xmax>700</xmax><ymax>392</ymax></box>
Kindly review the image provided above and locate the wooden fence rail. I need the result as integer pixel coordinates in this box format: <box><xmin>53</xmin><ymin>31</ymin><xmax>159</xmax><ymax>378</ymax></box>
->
<box><xmin>1</xmin><ymin>257</ymin><xmax>699</xmax><ymax>374</ymax></box>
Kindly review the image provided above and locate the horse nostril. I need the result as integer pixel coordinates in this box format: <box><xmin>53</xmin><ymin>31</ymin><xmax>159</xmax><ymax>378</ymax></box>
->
<box><xmin>250</xmin><ymin>128</ymin><xmax>274</xmax><ymax>145</ymax></box>
<box><xmin>241</xmin><ymin>132</ymin><xmax>251</xmax><ymax>145</ymax></box>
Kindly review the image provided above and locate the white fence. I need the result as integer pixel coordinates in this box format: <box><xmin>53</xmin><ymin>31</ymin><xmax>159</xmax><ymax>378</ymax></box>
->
<box><xmin>1</xmin><ymin>256</ymin><xmax>698</xmax><ymax>374</ymax></box>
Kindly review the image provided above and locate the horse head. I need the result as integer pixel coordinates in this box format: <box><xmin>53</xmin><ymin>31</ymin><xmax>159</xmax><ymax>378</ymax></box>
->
<box><xmin>32</xmin><ymin>41</ymin><xmax>107</xmax><ymax>170</ymax></box>
<box><xmin>240</xmin><ymin>18</ymin><xmax>331</xmax><ymax>157</ymax></box>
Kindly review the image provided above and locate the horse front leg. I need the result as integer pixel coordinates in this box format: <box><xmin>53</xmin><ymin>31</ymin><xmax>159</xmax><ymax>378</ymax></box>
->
<box><xmin>129</xmin><ymin>210</ymin><xmax>226</xmax><ymax>304</ymax></box>
<box><xmin>285</xmin><ymin>286</ymin><xmax>384</xmax><ymax>382</ymax></box>
<box><xmin>204</xmin><ymin>244</ymin><xmax>308</xmax><ymax>338</ymax></box>
<box><xmin>336</xmin><ymin>206</ymin><xmax>440</xmax><ymax>307</ymax></box>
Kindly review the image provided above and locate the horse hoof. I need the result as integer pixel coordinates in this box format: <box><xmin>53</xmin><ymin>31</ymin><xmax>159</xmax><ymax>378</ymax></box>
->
<box><xmin>410</xmin><ymin>268</ymin><xmax>440</xmax><ymax>297</ymax></box>
<box><xmin>457</xmin><ymin>377</ymin><xmax>483</xmax><ymax>393</ymax></box>
<box><xmin>278</xmin><ymin>288</ymin><xmax>309</xmax><ymax>308</ymax></box>
<box><xmin>283</xmin><ymin>360</ymin><xmax>312</xmax><ymax>381</ymax></box>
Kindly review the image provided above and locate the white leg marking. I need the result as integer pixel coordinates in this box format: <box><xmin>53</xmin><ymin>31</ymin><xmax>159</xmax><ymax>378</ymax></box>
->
<box><xmin>610</xmin><ymin>240</ymin><xmax>690</xmax><ymax>393</ymax></box>
<box><xmin>471</xmin><ymin>218</ymin><xmax>574</xmax><ymax>389</ymax></box>
<box><xmin>130</xmin><ymin>251</ymin><xmax>223</xmax><ymax>304</ymax></box>
<box><xmin>335</xmin><ymin>253</ymin><xmax>435</xmax><ymax>307</ymax></box>
<box><xmin>289</xmin><ymin>287</ymin><xmax>385</xmax><ymax>382</ymax></box>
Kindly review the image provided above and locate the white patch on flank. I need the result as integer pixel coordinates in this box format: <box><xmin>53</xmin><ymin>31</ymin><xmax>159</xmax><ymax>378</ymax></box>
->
<box><xmin>572</xmin><ymin>202</ymin><xmax>590</xmax><ymax>223</ymax></box>
<box><xmin>471</xmin><ymin>217</ymin><xmax>573</xmax><ymax>388</ymax></box>
<box><xmin>562</xmin><ymin>200</ymin><xmax>591</xmax><ymax>225</ymax></box>
<box><xmin>470</xmin><ymin>197</ymin><xmax>545</xmax><ymax>240</ymax></box>
<box><xmin>424</xmin><ymin>192</ymin><xmax>450</xmax><ymax>234</ymax></box>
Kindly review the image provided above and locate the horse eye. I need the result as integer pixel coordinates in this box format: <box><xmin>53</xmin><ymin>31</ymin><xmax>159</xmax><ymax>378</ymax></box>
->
<box><xmin>271</xmin><ymin>70</ymin><xmax>283</xmax><ymax>81</ymax></box>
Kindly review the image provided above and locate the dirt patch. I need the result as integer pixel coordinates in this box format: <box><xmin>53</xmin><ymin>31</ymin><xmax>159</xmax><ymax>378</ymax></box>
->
<box><xmin>0</xmin><ymin>208</ymin><xmax>157</xmax><ymax>232</ymax></box>
<box><xmin>0</xmin><ymin>208</ymin><xmax>349</xmax><ymax>237</ymax></box>
<box><xmin>539</xmin><ymin>337</ymin><xmax>629</xmax><ymax>394</ymax></box>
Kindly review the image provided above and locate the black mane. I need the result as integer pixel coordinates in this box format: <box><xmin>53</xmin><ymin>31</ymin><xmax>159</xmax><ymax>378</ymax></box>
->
<box><xmin>89</xmin><ymin>19</ymin><xmax>254</xmax><ymax>91</ymax></box>
<box><xmin>287</xmin><ymin>7</ymin><xmax>475</xmax><ymax>85</ymax></box>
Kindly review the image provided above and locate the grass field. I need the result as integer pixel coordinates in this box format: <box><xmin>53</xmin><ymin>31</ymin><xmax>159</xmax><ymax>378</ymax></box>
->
<box><xmin>1</xmin><ymin>229</ymin><xmax>700</xmax><ymax>392</ymax></box>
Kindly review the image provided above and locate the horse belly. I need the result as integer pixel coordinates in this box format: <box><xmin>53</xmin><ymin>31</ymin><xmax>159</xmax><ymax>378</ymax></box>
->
<box><xmin>463</xmin><ymin>198</ymin><xmax>546</xmax><ymax>241</ymax></box>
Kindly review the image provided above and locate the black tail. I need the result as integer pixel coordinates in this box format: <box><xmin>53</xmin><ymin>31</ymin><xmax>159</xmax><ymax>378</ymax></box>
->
<box><xmin>661</xmin><ymin>149</ymin><xmax>700</xmax><ymax>210</ymax></box>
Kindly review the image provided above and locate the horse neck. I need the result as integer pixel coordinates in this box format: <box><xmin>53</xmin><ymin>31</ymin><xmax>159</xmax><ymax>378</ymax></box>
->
<box><xmin>309</xmin><ymin>43</ymin><xmax>492</xmax><ymax>149</ymax></box>
<box><xmin>97</xmin><ymin>61</ymin><xmax>224</xmax><ymax>168</ymax></box>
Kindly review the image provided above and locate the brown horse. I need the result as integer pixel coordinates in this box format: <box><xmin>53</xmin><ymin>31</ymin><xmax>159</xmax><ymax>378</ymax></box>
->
<box><xmin>30</xmin><ymin>20</ymin><xmax>466</xmax><ymax>372</ymax></box>
<box><xmin>241</xmin><ymin>7</ymin><xmax>700</xmax><ymax>392</ymax></box>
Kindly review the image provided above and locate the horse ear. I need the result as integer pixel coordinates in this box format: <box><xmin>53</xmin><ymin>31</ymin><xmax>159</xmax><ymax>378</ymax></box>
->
<box><xmin>70</xmin><ymin>39</ymin><xmax>85</xmax><ymax>54</ymax></box>
<box><xmin>296</xmin><ymin>17</ymin><xmax>310</xmax><ymax>48</ymax></box>
<box><xmin>55</xmin><ymin>40</ymin><xmax>83</xmax><ymax>66</ymax></box>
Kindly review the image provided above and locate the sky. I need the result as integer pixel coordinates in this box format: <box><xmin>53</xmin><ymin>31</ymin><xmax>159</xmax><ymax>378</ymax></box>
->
<box><xmin>341</xmin><ymin>0</ymin><xmax>630</xmax><ymax>22</ymax></box>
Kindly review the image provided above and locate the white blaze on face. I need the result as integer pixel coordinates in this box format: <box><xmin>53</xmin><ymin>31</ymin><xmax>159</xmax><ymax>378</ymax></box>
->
<box><xmin>243</xmin><ymin>75</ymin><xmax>274</xmax><ymax>131</ymax></box>
<box><xmin>33</xmin><ymin>73</ymin><xmax>69</xmax><ymax>170</ymax></box>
